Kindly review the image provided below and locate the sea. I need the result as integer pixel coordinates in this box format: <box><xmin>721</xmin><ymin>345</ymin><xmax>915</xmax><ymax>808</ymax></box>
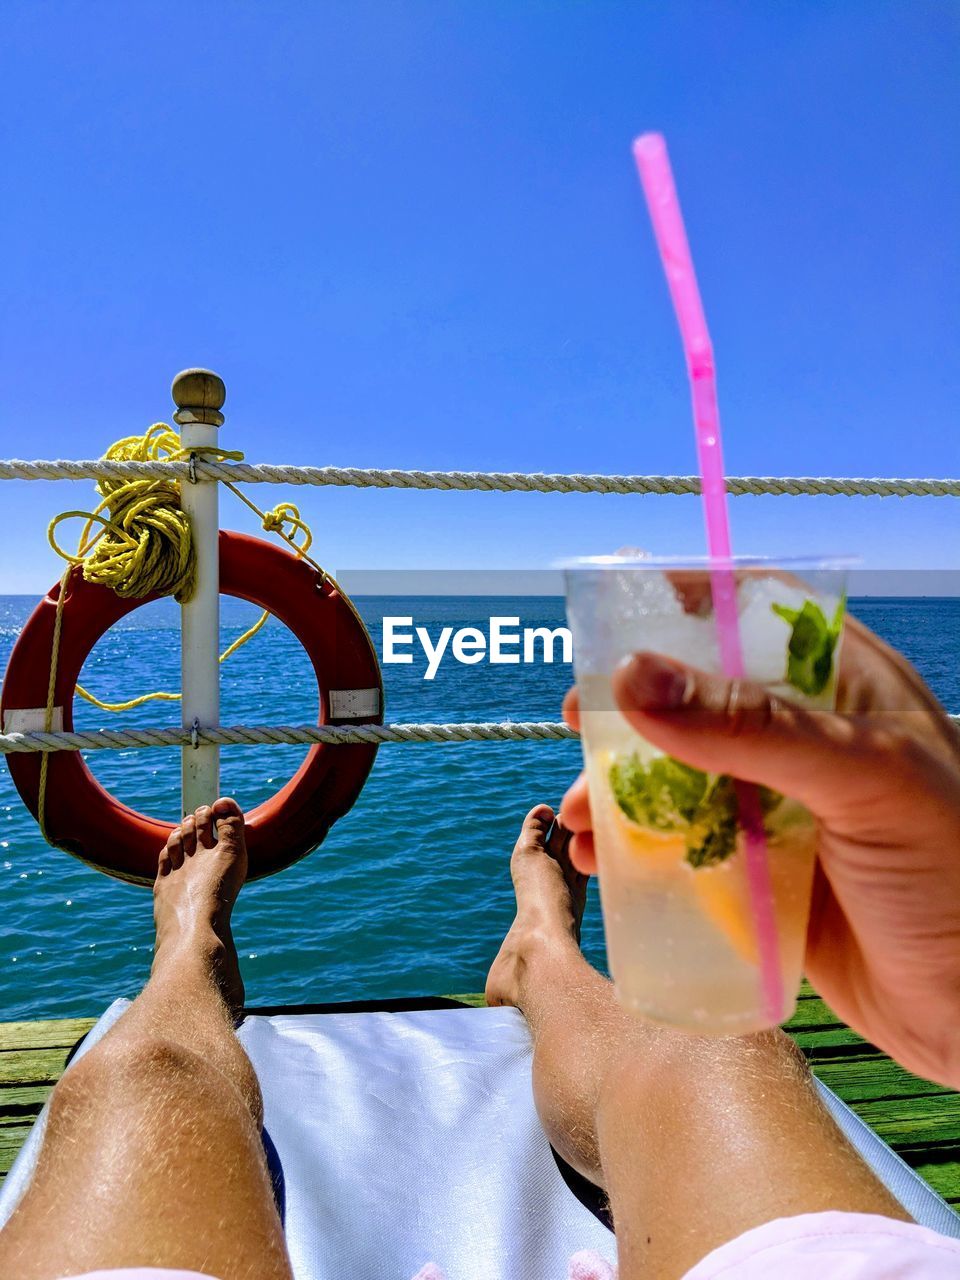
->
<box><xmin>1</xmin><ymin>594</ymin><xmax>958</xmax><ymax>1021</ymax></box>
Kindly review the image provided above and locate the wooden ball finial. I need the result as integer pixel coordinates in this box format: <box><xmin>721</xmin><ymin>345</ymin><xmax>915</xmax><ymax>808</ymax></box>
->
<box><xmin>171</xmin><ymin>369</ymin><xmax>226</xmax><ymax>426</ymax></box>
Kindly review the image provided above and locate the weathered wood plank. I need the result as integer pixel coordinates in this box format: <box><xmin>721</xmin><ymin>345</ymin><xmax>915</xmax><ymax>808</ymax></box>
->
<box><xmin>0</xmin><ymin>1084</ymin><xmax>52</xmax><ymax>1113</ymax></box>
<box><xmin>0</xmin><ymin>1047</ymin><xmax>77</xmax><ymax>1086</ymax></box>
<box><xmin>909</xmin><ymin>1161</ymin><xmax>960</xmax><ymax>1206</ymax></box>
<box><xmin>790</xmin><ymin>1026</ymin><xmax>882</xmax><ymax>1054</ymax></box>
<box><xmin>813</xmin><ymin>1058</ymin><xmax>953</xmax><ymax>1103</ymax></box>
<box><xmin>0</xmin><ymin>1112</ymin><xmax>37</xmax><ymax>1130</ymax></box>
<box><xmin>784</xmin><ymin>998</ymin><xmax>847</xmax><ymax>1029</ymax></box>
<box><xmin>0</xmin><ymin>1126</ymin><xmax>35</xmax><ymax>1175</ymax></box>
<box><xmin>0</xmin><ymin>1019</ymin><xmax>95</xmax><ymax>1052</ymax></box>
<box><xmin>855</xmin><ymin>1098</ymin><xmax>960</xmax><ymax>1148</ymax></box>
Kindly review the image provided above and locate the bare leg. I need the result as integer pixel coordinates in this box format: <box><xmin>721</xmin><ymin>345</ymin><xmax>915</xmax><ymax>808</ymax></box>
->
<box><xmin>0</xmin><ymin>799</ymin><xmax>292</xmax><ymax>1280</ymax></box>
<box><xmin>487</xmin><ymin>806</ymin><xmax>908</xmax><ymax>1280</ymax></box>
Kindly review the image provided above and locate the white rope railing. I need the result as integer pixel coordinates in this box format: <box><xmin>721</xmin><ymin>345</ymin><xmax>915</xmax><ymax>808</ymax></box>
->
<box><xmin>0</xmin><ymin>721</ymin><xmax>580</xmax><ymax>754</ymax></box>
<box><xmin>2</xmin><ymin>458</ymin><xmax>959</xmax><ymax>498</ymax></box>
<box><xmin>2</xmin><ymin>715</ymin><xmax>957</xmax><ymax>755</ymax></box>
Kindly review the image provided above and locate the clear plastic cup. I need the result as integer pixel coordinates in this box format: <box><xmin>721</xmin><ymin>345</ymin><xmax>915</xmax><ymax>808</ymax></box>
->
<box><xmin>562</xmin><ymin>555</ymin><xmax>851</xmax><ymax>1036</ymax></box>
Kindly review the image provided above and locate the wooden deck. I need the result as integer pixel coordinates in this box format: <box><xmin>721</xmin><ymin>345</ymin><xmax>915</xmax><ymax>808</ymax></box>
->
<box><xmin>2</xmin><ymin>985</ymin><xmax>958</xmax><ymax>1209</ymax></box>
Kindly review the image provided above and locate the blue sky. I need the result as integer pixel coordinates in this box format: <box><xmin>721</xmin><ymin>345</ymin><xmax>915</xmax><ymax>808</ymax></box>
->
<box><xmin>1</xmin><ymin>0</ymin><xmax>957</xmax><ymax>591</ymax></box>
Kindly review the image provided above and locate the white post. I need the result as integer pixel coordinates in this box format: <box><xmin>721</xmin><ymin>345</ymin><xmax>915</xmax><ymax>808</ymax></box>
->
<box><xmin>172</xmin><ymin>368</ymin><xmax>225</xmax><ymax>816</ymax></box>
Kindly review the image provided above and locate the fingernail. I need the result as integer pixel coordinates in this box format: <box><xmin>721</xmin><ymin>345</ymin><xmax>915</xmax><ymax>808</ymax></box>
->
<box><xmin>622</xmin><ymin>653</ymin><xmax>688</xmax><ymax>710</ymax></box>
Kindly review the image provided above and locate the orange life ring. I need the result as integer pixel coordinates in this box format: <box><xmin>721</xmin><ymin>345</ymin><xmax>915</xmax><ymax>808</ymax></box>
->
<box><xmin>1</xmin><ymin>531</ymin><xmax>383</xmax><ymax>885</ymax></box>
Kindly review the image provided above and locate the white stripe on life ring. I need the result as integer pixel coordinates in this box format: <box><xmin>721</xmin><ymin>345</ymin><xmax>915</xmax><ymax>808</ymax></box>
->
<box><xmin>329</xmin><ymin>689</ymin><xmax>381</xmax><ymax>720</ymax></box>
<box><xmin>3</xmin><ymin>707</ymin><xmax>64</xmax><ymax>733</ymax></box>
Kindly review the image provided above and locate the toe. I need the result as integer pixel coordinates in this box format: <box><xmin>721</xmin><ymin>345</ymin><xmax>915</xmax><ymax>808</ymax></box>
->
<box><xmin>195</xmin><ymin>805</ymin><xmax>216</xmax><ymax>848</ymax></box>
<box><xmin>546</xmin><ymin>814</ymin><xmax>572</xmax><ymax>859</ymax></box>
<box><xmin>211</xmin><ymin>797</ymin><xmax>245</xmax><ymax>846</ymax></box>
<box><xmin>164</xmin><ymin>825</ymin><xmax>185</xmax><ymax>870</ymax></box>
<box><xmin>515</xmin><ymin>803</ymin><xmax>555</xmax><ymax>854</ymax></box>
<box><xmin>181</xmin><ymin>814</ymin><xmax>197</xmax><ymax>857</ymax></box>
<box><xmin>212</xmin><ymin>796</ymin><xmax>243</xmax><ymax>820</ymax></box>
<box><xmin>548</xmin><ymin>816</ymin><xmax>588</xmax><ymax>926</ymax></box>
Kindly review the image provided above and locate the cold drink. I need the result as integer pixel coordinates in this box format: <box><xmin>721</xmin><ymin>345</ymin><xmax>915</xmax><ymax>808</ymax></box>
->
<box><xmin>564</xmin><ymin>558</ymin><xmax>848</xmax><ymax>1035</ymax></box>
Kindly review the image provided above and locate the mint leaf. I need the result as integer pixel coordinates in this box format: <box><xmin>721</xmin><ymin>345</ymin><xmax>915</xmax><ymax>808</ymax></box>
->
<box><xmin>685</xmin><ymin>775</ymin><xmax>738</xmax><ymax>866</ymax></box>
<box><xmin>831</xmin><ymin>593</ymin><xmax>847</xmax><ymax>635</ymax></box>
<box><xmin>609</xmin><ymin>753</ymin><xmax>708</xmax><ymax>830</ymax></box>
<box><xmin>771</xmin><ymin>601</ymin><xmax>799</xmax><ymax>626</ymax></box>
<box><xmin>647</xmin><ymin>757</ymin><xmax>710</xmax><ymax>824</ymax></box>
<box><xmin>608</xmin><ymin>753</ymin><xmax>784</xmax><ymax>869</ymax></box>
<box><xmin>609</xmin><ymin>753</ymin><xmax>651</xmax><ymax>826</ymax></box>
<box><xmin>686</xmin><ymin>815</ymin><xmax>738</xmax><ymax>867</ymax></box>
<box><xmin>771</xmin><ymin>596</ymin><xmax>844</xmax><ymax>696</ymax></box>
<box><xmin>757</xmin><ymin>784</ymin><xmax>783</xmax><ymax>816</ymax></box>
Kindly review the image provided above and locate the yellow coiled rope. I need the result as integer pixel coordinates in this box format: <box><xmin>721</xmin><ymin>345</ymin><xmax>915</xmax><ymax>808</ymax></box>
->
<box><xmin>47</xmin><ymin>424</ymin><xmax>322</xmax><ymax>712</ymax></box>
<box><xmin>48</xmin><ymin>425</ymin><xmax>206</xmax><ymax>605</ymax></box>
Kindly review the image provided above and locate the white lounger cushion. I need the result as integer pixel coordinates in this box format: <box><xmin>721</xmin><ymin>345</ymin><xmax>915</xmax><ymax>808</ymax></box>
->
<box><xmin>241</xmin><ymin>1004</ymin><xmax>617</xmax><ymax>1278</ymax></box>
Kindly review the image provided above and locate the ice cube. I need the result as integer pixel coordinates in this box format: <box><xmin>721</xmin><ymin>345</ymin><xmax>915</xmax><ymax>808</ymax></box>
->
<box><xmin>609</xmin><ymin>570</ymin><xmax>720</xmax><ymax>672</ymax></box>
<box><xmin>736</xmin><ymin>575</ymin><xmax>807</xmax><ymax>684</ymax></box>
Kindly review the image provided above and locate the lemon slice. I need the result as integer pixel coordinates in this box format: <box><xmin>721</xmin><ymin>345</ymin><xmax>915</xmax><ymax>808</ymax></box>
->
<box><xmin>690</xmin><ymin>859</ymin><xmax>760</xmax><ymax>967</ymax></box>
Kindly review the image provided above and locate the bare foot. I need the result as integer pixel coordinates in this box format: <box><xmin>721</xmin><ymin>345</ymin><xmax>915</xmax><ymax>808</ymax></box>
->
<box><xmin>153</xmin><ymin>797</ymin><xmax>248</xmax><ymax>1017</ymax></box>
<box><xmin>486</xmin><ymin>804</ymin><xmax>588</xmax><ymax>1010</ymax></box>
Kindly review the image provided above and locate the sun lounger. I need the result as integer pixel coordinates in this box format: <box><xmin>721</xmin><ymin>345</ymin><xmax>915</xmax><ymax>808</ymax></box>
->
<box><xmin>2</xmin><ymin>999</ymin><xmax>957</xmax><ymax>1279</ymax></box>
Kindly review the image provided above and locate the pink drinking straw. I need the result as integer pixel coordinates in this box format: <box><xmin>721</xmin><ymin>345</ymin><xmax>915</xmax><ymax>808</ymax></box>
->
<box><xmin>632</xmin><ymin>132</ymin><xmax>784</xmax><ymax>1025</ymax></box>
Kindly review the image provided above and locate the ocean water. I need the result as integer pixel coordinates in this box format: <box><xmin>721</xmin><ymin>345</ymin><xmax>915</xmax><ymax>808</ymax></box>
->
<box><xmin>1</xmin><ymin>594</ymin><xmax>958</xmax><ymax>1021</ymax></box>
